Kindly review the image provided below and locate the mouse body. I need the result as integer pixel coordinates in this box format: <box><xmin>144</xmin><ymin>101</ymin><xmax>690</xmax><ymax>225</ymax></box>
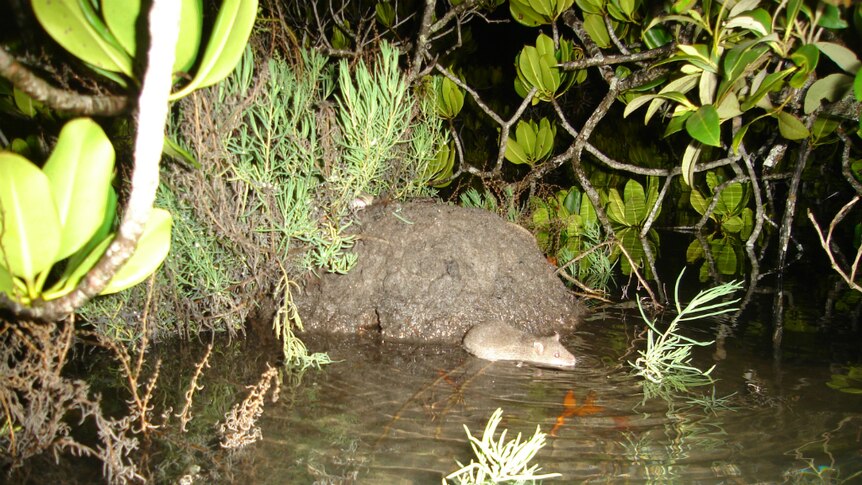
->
<box><xmin>462</xmin><ymin>322</ymin><xmax>576</xmax><ymax>368</ymax></box>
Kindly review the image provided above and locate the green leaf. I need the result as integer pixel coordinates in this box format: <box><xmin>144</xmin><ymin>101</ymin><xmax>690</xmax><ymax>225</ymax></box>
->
<box><xmin>42</xmin><ymin>118</ymin><xmax>115</xmax><ymax>261</ymax></box>
<box><xmin>437</xmin><ymin>76</ymin><xmax>465</xmax><ymax>119</ymax></box>
<box><xmin>685</xmin><ymin>104</ymin><xmax>721</xmax><ymax>147</ymax></box>
<box><xmin>855</xmin><ymin>67</ymin><xmax>862</xmax><ymax>102</ymax></box>
<box><xmin>13</xmin><ymin>88</ymin><xmax>41</xmax><ymax>118</ymax></box>
<box><xmin>101</xmin><ymin>208</ymin><xmax>173</xmax><ymax>295</ymax></box>
<box><xmin>606</xmin><ymin>188</ymin><xmax>627</xmax><ymax>226</ymax></box>
<box><xmin>505</xmin><ymin>136</ymin><xmax>530</xmax><ymax>165</ymax></box>
<box><xmin>43</xmin><ymin>236</ymin><xmax>110</xmax><ymax>300</ymax></box>
<box><xmin>740</xmin><ymin>208</ymin><xmax>754</xmax><ymax>240</ymax></box>
<box><xmin>715</xmin><ymin>182</ymin><xmax>743</xmax><ymax>215</ymax></box>
<box><xmin>617</xmin><ymin>227</ymin><xmax>645</xmax><ymax>274</ymax></box>
<box><xmin>375</xmin><ymin>1</ymin><xmax>396</xmax><ymax>28</ymax></box>
<box><xmin>55</xmin><ymin>187</ymin><xmax>117</xmax><ymax>295</ymax></box>
<box><xmin>689</xmin><ymin>188</ymin><xmax>709</xmax><ymax>215</ymax></box>
<box><xmin>170</xmin><ymin>0</ymin><xmax>258</xmax><ymax>99</ymax></box>
<box><xmin>741</xmin><ymin>68</ymin><xmax>793</xmax><ymax>111</ymax></box>
<box><xmin>583</xmin><ymin>13</ymin><xmax>611</xmax><ymax>48</ymax></box>
<box><xmin>714</xmin><ymin>238</ymin><xmax>738</xmax><ymax>275</ymax></box>
<box><xmin>427</xmin><ymin>142</ymin><xmax>455</xmax><ymax>187</ymax></box>
<box><xmin>163</xmin><ymin>135</ymin><xmax>200</xmax><ymax>168</ymax></box>
<box><xmin>815</xmin><ymin>41</ymin><xmax>861</xmax><ymax>74</ymax></box>
<box><xmin>724</xmin><ymin>8</ymin><xmax>772</xmax><ymax>36</ymax></box>
<box><xmin>681</xmin><ymin>142</ymin><xmax>701</xmax><ymax>186</ymax></box>
<box><xmin>686</xmin><ymin>238</ymin><xmax>704</xmax><ymax>262</ymax></box>
<box><xmin>510</xmin><ymin>0</ymin><xmax>547</xmax><ymax>26</ymax></box>
<box><xmin>776</xmin><ymin>111</ymin><xmax>810</xmax><ymax>140</ymax></box>
<box><xmin>0</xmin><ymin>152</ymin><xmax>61</xmax><ymax>284</ymax></box>
<box><xmin>817</xmin><ymin>5</ymin><xmax>847</xmax><ymax>29</ymax></box>
<box><xmin>102</xmin><ymin>0</ymin><xmax>203</xmax><ymax>75</ymax></box>
<box><xmin>643</xmin><ymin>26</ymin><xmax>672</xmax><ymax>49</ymax></box>
<box><xmin>804</xmin><ymin>73</ymin><xmax>853</xmax><ymax>114</ymax></box>
<box><xmin>0</xmin><ymin>264</ymin><xmax>13</xmax><ymax>298</ymax></box>
<box><xmin>722</xmin><ymin>215</ymin><xmax>743</xmax><ymax>233</ymax></box>
<box><xmin>623</xmin><ymin>179</ymin><xmax>647</xmax><ymax>225</ymax></box>
<box><xmin>32</xmin><ymin>0</ymin><xmax>134</xmax><ymax>76</ymax></box>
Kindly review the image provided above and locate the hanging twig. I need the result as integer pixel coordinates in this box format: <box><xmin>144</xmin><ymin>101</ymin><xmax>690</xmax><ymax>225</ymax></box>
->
<box><xmin>808</xmin><ymin>196</ymin><xmax>862</xmax><ymax>293</ymax></box>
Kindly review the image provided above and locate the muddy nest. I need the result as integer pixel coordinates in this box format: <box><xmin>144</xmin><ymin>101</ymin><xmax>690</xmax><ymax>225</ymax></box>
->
<box><xmin>295</xmin><ymin>201</ymin><xmax>585</xmax><ymax>343</ymax></box>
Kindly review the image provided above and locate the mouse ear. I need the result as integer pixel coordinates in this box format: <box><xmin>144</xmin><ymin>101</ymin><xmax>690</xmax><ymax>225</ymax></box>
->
<box><xmin>553</xmin><ymin>332</ymin><xmax>561</xmax><ymax>342</ymax></box>
<box><xmin>533</xmin><ymin>341</ymin><xmax>545</xmax><ymax>354</ymax></box>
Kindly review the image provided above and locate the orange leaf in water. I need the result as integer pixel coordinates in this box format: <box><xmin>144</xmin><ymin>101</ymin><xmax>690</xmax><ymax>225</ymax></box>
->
<box><xmin>550</xmin><ymin>389</ymin><xmax>604</xmax><ymax>436</ymax></box>
<box><xmin>570</xmin><ymin>390</ymin><xmax>604</xmax><ymax>417</ymax></box>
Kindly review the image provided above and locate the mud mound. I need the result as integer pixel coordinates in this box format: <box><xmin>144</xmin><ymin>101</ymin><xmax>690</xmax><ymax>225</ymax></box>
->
<box><xmin>295</xmin><ymin>201</ymin><xmax>585</xmax><ymax>343</ymax></box>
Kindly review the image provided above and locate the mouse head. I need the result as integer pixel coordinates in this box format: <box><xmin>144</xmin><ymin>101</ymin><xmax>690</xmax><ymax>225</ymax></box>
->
<box><xmin>532</xmin><ymin>332</ymin><xmax>576</xmax><ymax>368</ymax></box>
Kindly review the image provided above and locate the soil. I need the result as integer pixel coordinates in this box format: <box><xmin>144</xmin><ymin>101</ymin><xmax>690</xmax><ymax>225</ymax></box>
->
<box><xmin>294</xmin><ymin>201</ymin><xmax>586</xmax><ymax>343</ymax></box>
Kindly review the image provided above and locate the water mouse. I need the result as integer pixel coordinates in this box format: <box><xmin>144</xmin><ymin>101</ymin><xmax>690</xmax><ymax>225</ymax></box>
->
<box><xmin>462</xmin><ymin>322</ymin><xmax>576</xmax><ymax>368</ymax></box>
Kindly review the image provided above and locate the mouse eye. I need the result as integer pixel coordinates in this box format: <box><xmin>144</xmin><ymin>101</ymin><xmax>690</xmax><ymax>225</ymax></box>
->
<box><xmin>554</xmin><ymin>351</ymin><xmax>560</xmax><ymax>358</ymax></box>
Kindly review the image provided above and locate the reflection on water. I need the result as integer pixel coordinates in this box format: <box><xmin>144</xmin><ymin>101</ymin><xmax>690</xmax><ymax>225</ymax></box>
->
<box><xmin>21</xmin><ymin>307</ymin><xmax>862</xmax><ymax>484</ymax></box>
<box><xmin>213</xmin><ymin>314</ymin><xmax>862</xmax><ymax>484</ymax></box>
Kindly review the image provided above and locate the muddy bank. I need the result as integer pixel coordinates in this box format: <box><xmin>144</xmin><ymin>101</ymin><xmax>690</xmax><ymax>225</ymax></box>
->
<box><xmin>295</xmin><ymin>201</ymin><xmax>585</xmax><ymax>343</ymax></box>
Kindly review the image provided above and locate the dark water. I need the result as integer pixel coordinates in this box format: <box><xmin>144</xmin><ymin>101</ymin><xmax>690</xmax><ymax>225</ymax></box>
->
<box><xmin>18</xmin><ymin>281</ymin><xmax>862</xmax><ymax>484</ymax></box>
<box><xmin>124</xmin><ymin>304</ymin><xmax>861</xmax><ymax>483</ymax></box>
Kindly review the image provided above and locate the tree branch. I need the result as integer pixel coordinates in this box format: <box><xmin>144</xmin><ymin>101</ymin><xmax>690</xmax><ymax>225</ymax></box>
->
<box><xmin>0</xmin><ymin>48</ymin><xmax>131</xmax><ymax>116</ymax></box>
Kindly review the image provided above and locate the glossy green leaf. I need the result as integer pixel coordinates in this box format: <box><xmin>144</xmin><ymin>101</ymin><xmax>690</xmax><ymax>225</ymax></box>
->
<box><xmin>0</xmin><ymin>264</ymin><xmax>13</xmax><ymax>298</ymax></box>
<box><xmin>776</xmin><ymin>111</ymin><xmax>809</xmax><ymax>140</ymax></box>
<box><xmin>49</xmin><ymin>187</ymin><xmax>118</xmax><ymax>298</ymax></box>
<box><xmin>583</xmin><ymin>13</ymin><xmax>611</xmax><ymax>48</ymax></box>
<box><xmin>510</xmin><ymin>0</ymin><xmax>547</xmax><ymax>26</ymax></box>
<box><xmin>101</xmin><ymin>208</ymin><xmax>173</xmax><ymax>295</ymax></box>
<box><xmin>103</xmin><ymin>0</ymin><xmax>203</xmax><ymax>75</ymax></box>
<box><xmin>43</xmin><ymin>235</ymin><xmax>110</xmax><ymax>300</ymax></box>
<box><xmin>855</xmin><ymin>67</ymin><xmax>862</xmax><ymax>101</ymax></box>
<box><xmin>643</xmin><ymin>26</ymin><xmax>672</xmax><ymax>49</ymax></box>
<box><xmin>685</xmin><ymin>105</ymin><xmax>721</xmax><ymax>147</ymax></box>
<box><xmin>427</xmin><ymin>142</ymin><xmax>455</xmax><ymax>187</ymax></box>
<box><xmin>101</xmin><ymin>0</ymin><xmax>138</xmax><ymax>56</ymax></box>
<box><xmin>575</xmin><ymin>0</ymin><xmax>604</xmax><ymax>15</ymax></box>
<box><xmin>505</xmin><ymin>137</ymin><xmax>529</xmax><ymax>165</ymax></box>
<box><xmin>171</xmin><ymin>0</ymin><xmax>258</xmax><ymax>99</ymax></box>
<box><xmin>436</xmin><ymin>76</ymin><xmax>465</xmax><ymax>119</ymax></box>
<box><xmin>32</xmin><ymin>0</ymin><xmax>134</xmax><ymax>76</ymax></box>
<box><xmin>535</xmin><ymin>118</ymin><xmax>556</xmax><ymax>160</ymax></box>
<box><xmin>0</xmin><ymin>152</ymin><xmax>61</xmax><ymax>284</ymax></box>
<box><xmin>722</xmin><ymin>44</ymin><xmax>769</xmax><ymax>88</ymax></box>
<box><xmin>42</xmin><ymin>118</ymin><xmax>115</xmax><ymax>261</ymax></box>
<box><xmin>785</xmin><ymin>0</ymin><xmax>803</xmax><ymax>29</ymax></box>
